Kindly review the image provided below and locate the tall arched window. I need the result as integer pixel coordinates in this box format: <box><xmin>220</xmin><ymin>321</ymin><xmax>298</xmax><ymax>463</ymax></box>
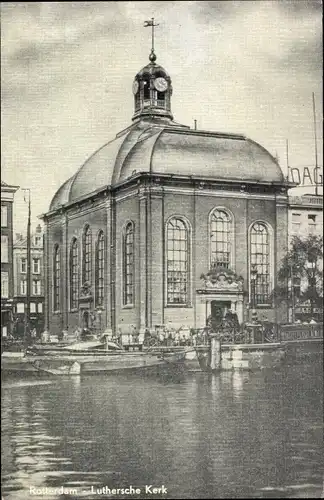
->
<box><xmin>53</xmin><ymin>245</ymin><xmax>60</xmax><ymax>312</ymax></box>
<box><xmin>70</xmin><ymin>238</ymin><xmax>79</xmax><ymax>310</ymax></box>
<box><xmin>95</xmin><ymin>231</ymin><xmax>105</xmax><ymax>307</ymax></box>
<box><xmin>82</xmin><ymin>225</ymin><xmax>92</xmax><ymax>284</ymax></box>
<box><xmin>166</xmin><ymin>217</ymin><xmax>189</xmax><ymax>305</ymax></box>
<box><xmin>123</xmin><ymin>222</ymin><xmax>134</xmax><ymax>306</ymax></box>
<box><xmin>250</xmin><ymin>222</ymin><xmax>271</xmax><ymax>305</ymax></box>
<box><xmin>210</xmin><ymin>209</ymin><xmax>232</xmax><ymax>268</ymax></box>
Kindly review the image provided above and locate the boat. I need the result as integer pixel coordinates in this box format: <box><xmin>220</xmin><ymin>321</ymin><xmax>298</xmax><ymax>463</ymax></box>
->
<box><xmin>26</xmin><ymin>338</ymin><xmax>123</xmax><ymax>356</ymax></box>
<box><xmin>147</xmin><ymin>345</ymin><xmax>201</xmax><ymax>371</ymax></box>
<box><xmin>1</xmin><ymin>349</ymin><xmax>187</xmax><ymax>376</ymax></box>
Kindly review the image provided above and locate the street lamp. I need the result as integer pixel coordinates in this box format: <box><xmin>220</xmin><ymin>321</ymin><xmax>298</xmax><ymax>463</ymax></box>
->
<box><xmin>247</xmin><ymin>264</ymin><xmax>259</xmax><ymax>344</ymax></box>
<box><xmin>22</xmin><ymin>188</ymin><xmax>31</xmax><ymax>346</ymax></box>
<box><xmin>250</xmin><ymin>264</ymin><xmax>258</xmax><ymax>323</ymax></box>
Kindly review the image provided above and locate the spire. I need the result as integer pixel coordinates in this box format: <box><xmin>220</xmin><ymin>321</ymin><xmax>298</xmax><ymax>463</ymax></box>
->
<box><xmin>144</xmin><ymin>18</ymin><xmax>159</xmax><ymax>63</ymax></box>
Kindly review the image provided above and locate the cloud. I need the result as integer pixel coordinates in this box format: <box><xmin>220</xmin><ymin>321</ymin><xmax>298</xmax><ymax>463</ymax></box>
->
<box><xmin>276</xmin><ymin>34</ymin><xmax>323</xmax><ymax>75</ymax></box>
<box><xmin>277</xmin><ymin>0</ymin><xmax>322</xmax><ymax>14</ymax></box>
<box><xmin>1</xmin><ymin>1</ymin><xmax>322</xmax><ymax>233</ymax></box>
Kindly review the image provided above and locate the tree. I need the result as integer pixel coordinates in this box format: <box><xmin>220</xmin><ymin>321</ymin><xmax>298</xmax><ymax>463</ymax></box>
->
<box><xmin>272</xmin><ymin>235</ymin><xmax>323</xmax><ymax>319</ymax></box>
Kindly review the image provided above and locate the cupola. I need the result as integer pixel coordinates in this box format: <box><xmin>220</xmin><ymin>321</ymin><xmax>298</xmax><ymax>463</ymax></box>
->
<box><xmin>132</xmin><ymin>19</ymin><xmax>173</xmax><ymax>121</ymax></box>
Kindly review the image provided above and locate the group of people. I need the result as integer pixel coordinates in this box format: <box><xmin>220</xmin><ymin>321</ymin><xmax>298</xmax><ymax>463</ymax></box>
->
<box><xmin>143</xmin><ymin>329</ymin><xmax>192</xmax><ymax>347</ymax></box>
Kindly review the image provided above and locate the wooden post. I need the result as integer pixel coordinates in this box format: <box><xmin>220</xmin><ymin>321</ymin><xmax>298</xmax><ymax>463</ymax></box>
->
<box><xmin>209</xmin><ymin>334</ymin><xmax>222</xmax><ymax>371</ymax></box>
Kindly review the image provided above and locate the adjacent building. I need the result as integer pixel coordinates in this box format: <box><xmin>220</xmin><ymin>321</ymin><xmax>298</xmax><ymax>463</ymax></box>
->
<box><xmin>41</xmin><ymin>47</ymin><xmax>291</xmax><ymax>336</ymax></box>
<box><xmin>13</xmin><ymin>224</ymin><xmax>45</xmax><ymax>336</ymax></box>
<box><xmin>287</xmin><ymin>192</ymin><xmax>323</xmax><ymax>321</ymax></box>
<box><xmin>1</xmin><ymin>180</ymin><xmax>19</xmax><ymax>337</ymax></box>
<box><xmin>288</xmin><ymin>193</ymin><xmax>323</xmax><ymax>241</ymax></box>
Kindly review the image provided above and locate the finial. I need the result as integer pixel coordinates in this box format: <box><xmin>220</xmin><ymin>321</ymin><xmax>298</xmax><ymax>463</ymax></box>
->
<box><xmin>149</xmin><ymin>50</ymin><xmax>157</xmax><ymax>63</ymax></box>
<box><xmin>144</xmin><ymin>18</ymin><xmax>159</xmax><ymax>63</ymax></box>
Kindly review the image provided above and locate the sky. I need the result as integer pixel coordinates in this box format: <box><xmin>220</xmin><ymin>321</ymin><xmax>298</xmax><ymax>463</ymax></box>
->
<box><xmin>1</xmin><ymin>0</ymin><xmax>323</xmax><ymax>235</ymax></box>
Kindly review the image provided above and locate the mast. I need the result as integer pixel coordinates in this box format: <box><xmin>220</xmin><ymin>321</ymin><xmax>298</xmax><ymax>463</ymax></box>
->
<box><xmin>286</xmin><ymin>139</ymin><xmax>290</xmax><ymax>183</ymax></box>
<box><xmin>312</xmin><ymin>92</ymin><xmax>319</xmax><ymax>196</ymax></box>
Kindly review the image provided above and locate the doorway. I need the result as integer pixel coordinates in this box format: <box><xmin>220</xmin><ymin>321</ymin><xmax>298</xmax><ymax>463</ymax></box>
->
<box><xmin>210</xmin><ymin>301</ymin><xmax>231</xmax><ymax>327</ymax></box>
<box><xmin>82</xmin><ymin>310</ymin><xmax>90</xmax><ymax>330</ymax></box>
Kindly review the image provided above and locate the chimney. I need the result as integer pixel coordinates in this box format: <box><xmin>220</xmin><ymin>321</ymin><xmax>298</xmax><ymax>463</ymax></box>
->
<box><xmin>36</xmin><ymin>224</ymin><xmax>42</xmax><ymax>233</ymax></box>
<box><xmin>15</xmin><ymin>233</ymin><xmax>23</xmax><ymax>241</ymax></box>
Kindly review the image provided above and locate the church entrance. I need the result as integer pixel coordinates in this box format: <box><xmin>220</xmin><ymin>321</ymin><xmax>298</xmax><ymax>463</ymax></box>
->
<box><xmin>82</xmin><ymin>310</ymin><xmax>90</xmax><ymax>330</ymax></box>
<box><xmin>211</xmin><ymin>301</ymin><xmax>231</xmax><ymax>327</ymax></box>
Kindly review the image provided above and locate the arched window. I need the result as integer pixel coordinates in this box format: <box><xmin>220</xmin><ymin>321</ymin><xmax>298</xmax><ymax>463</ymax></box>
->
<box><xmin>82</xmin><ymin>225</ymin><xmax>92</xmax><ymax>285</ymax></box>
<box><xmin>143</xmin><ymin>77</ymin><xmax>150</xmax><ymax>100</ymax></box>
<box><xmin>123</xmin><ymin>222</ymin><xmax>134</xmax><ymax>306</ymax></box>
<box><xmin>166</xmin><ymin>217</ymin><xmax>189</xmax><ymax>305</ymax></box>
<box><xmin>95</xmin><ymin>231</ymin><xmax>105</xmax><ymax>307</ymax></box>
<box><xmin>250</xmin><ymin>222</ymin><xmax>271</xmax><ymax>305</ymax></box>
<box><xmin>135</xmin><ymin>93</ymin><xmax>140</xmax><ymax>112</ymax></box>
<box><xmin>210</xmin><ymin>209</ymin><xmax>232</xmax><ymax>268</ymax></box>
<box><xmin>70</xmin><ymin>238</ymin><xmax>79</xmax><ymax>310</ymax></box>
<box><xmin>53</xmin><ymin>245</ymin><xmax>60</xmax><ymax>312</ymax></box>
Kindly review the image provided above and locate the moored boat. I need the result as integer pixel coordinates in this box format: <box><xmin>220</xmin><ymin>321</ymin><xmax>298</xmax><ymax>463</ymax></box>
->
<box><xmin>26</xmin><ymin>339</ymin><xmax>123</xmax><ymax>356</ymax></box>
<box><xmin>1</xmin><ymin>349</ymin><xmax>187</xmax><ymax>376</ymax></box>
<box><xmin>147</xmin><ymin>345</ymin><xmax>201</xmax><ymax>371</ymax></box>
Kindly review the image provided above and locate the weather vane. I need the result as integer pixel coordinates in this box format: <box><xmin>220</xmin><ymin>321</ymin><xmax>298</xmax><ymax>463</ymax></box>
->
<box><xmin>144</xmin><ymin>18</ymin><xmax>159</xmax><ymax>62</ymax></box>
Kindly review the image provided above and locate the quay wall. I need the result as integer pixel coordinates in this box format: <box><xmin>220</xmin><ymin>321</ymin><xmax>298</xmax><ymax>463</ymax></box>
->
<box><xmin>221</xmin><ymin>343</ymin><xmax>286</xmax><ymax>370</ymax></box>
<box><xmin>194</xmin><ymin>343</ymin><xmax>286</xmax><ymax>372</ymax></box>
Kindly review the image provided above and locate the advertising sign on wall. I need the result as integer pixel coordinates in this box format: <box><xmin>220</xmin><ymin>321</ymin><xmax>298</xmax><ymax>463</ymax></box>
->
<box><xmin>289</xmin><ymin>166</ymin><xmax>323</xmax><ymax>187</ymax></box>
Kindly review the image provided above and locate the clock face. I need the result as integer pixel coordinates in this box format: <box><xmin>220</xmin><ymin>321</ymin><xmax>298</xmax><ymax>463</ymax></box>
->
<box><xmin>132</xmin><ymin>80</ymin><xmax>139</xmax><ymax>95</ymax></box>
<box><xmin>154</xmin><ymin>77</ymin><xmax>168</xmax><ymax>92</ymax></box>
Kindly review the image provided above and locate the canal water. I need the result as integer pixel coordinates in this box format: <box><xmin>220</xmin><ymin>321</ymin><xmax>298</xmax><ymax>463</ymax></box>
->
<box><xmin>1</xmin><ymin>345</ymin><xmax>323</xmax><ymax>499</ymax></box>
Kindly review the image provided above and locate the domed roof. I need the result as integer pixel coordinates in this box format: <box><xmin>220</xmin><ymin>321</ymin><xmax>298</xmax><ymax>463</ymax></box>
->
<box><xmin>135</xmin><ymin>61</ymin><xmax>170</xmax><ymax>79</ymax></box>
<box><xmin>119</xmin><ymin>127</ymin><xmax>284</xmax><ymax>185</ymax></box>
<box><xmin>49</xmin><ymin>120</ymin><xmax>285</xmax><ymax>212</ymax></box>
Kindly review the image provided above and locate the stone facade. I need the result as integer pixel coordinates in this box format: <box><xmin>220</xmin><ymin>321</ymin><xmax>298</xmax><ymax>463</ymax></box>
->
<box><xmin>13</xmin><ymin>224</ymin><xmax>45</xmax><ymax>335</ymax></box>
<box><xmin>1</xmin><ymin>180</ymin><xmax>19</xmax><ymax>337</ymax></box>
<box><xmin>288</xmin><ymin>193</ymin><xmax>323</xmax><ymax>241</ymax></box>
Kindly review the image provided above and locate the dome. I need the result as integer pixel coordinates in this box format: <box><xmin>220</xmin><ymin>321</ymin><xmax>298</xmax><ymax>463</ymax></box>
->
<box><xmin>119</xmin><ymin>127</ymin><xmax>284</xmax><ymax>185</ymax></box>
<box><xmin>135</xmin><ymin>62</ymin><xmax>170</xmax><ymax>79</ymax></box>
<box><xmin>49</xmin><ymin>120</ymin><xmax>285</xmax><ymax>212</ymax></box>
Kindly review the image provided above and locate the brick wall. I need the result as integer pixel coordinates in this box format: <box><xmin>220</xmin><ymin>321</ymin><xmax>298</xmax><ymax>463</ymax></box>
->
<box><xmin>44</xmin><ymin>184</ymin><xmax>289</xmax><ymax>334</ymax></box>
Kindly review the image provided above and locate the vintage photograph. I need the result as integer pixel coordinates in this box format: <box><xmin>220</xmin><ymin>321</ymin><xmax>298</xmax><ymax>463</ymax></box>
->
<box><xmin>1</xmin><ymin>1</ymin><xmax>323</xmax><ymax>499</ymax></box>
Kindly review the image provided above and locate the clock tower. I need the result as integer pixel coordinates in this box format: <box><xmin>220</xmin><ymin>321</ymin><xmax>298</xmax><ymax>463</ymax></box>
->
<box><xmin>132</xmin><ymin>56</ymin><xmax>173</xmax><ymax>121</ymax></box>
<box><xmin>132</xmin><ymin>20</ymin><xmax>173</xmax><ymax>121</ymax></box>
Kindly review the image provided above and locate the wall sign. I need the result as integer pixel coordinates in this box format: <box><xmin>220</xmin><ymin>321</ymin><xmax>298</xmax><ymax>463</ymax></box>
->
<box><xmin>289</xmin><ymin>166</ymin><xmax>323</xmax><ymax>186</ymax></box>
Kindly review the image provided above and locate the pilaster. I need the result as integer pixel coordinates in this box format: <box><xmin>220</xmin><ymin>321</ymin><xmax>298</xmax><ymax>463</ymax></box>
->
<box><xmin>149</xmin><ymin>185</ymin><xmax>164</xmax><ymax>328</ymax></box>
<box><xmin>105</xmin><ymin>198</ymin><xmax>113</xmax><ymax>334</ymax></box>
<box><xmin>43</xmin><ymin>222</ymin><xmax>49</xmax><ymax>331</ymax></box>
<box><xmin>138</xmin><ymin>186</ymin><xmax>148</xmax><ymax>333</ymax></box>
<box><xmin>110</xmin><ymin>197</ymin><xmax>116</xmax><ymax>334</ymax></box>
<box><xmin>62</xmin><ymin>214</ymin><xmax>68</xmax><ymax>329</ymax></box>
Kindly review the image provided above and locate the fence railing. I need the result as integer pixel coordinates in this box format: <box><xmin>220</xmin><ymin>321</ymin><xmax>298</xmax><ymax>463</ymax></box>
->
<box><xmin>279</xmin><ymin>323</ymin><xmax>323</xmax><ymax>342</ymax></box>
<box><xmin>144</xmin><ymin>323</ymin><xmax>281</xmax><ymax>348</ymax></box>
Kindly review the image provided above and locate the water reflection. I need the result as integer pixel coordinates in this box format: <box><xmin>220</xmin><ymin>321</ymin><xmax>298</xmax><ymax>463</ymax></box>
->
<box><xmin>1</xmin><ymin>348</ymin><xmax>323</xmax><ymax>499</ymax></box>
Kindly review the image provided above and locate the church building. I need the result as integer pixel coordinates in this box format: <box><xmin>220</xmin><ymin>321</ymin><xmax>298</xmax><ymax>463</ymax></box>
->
<box><xmin>42</xmin><ymin>39</ymin><xmax>290</xmax><ymax>336</ymax></box>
